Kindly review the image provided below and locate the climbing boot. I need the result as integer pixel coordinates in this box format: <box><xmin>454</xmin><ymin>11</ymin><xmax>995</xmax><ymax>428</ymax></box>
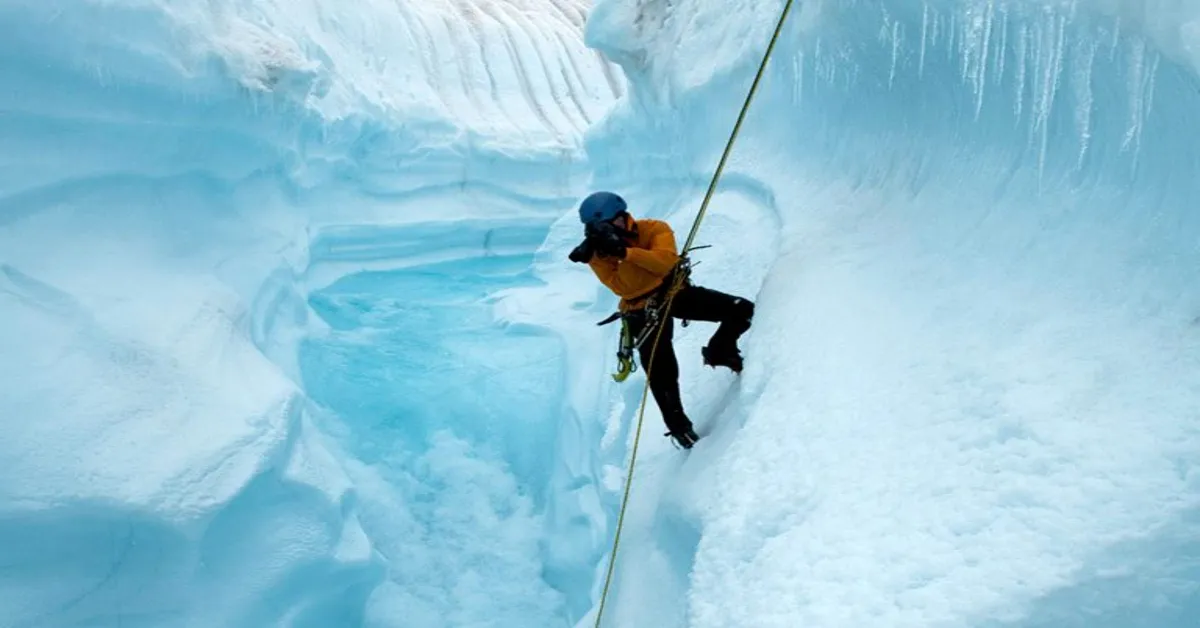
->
<box><xmin>662</xmin><ymin>408</ymin><xmax>699</xmax><ymax>449</ymax></box>
<box><xmin>665</xmin><ymin>426</ymin><xmax>700</xmax><ymax>449</ymax></box>
<box><xmin>701</xmin><ymin>343</ymin><xmax>744</xmax><ymax>373</ymax></box>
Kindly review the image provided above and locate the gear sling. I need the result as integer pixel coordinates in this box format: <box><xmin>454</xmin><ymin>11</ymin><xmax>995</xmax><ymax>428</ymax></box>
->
<box><xmin>595</xmin><ymin>250</ymin><xmax>703</xmax><ymax>382</ymax></box>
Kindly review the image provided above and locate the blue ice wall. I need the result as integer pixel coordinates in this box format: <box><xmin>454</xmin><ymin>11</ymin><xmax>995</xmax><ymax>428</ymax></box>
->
<box><xmin>0</xmin><ymin>1</ymin><xmax>611</xmax><ymax>626</ymax></box>
<box><xmin>580</xmin><ymin>1</ymin><xmax>1200</xmax><ymax>626</ymax></box>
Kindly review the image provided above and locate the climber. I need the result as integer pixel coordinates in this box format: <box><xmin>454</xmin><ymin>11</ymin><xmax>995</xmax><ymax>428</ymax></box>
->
<box><xmin>568</xmin><ymin>191</ymin><xmax>755</xmax><ymax>449</ymax></box>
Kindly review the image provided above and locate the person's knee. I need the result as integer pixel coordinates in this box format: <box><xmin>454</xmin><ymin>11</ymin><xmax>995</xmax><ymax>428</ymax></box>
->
<box><xmin>731</xmin><ymin>296</ymin><xmax>754</xmax><ymax>322</ymax></box>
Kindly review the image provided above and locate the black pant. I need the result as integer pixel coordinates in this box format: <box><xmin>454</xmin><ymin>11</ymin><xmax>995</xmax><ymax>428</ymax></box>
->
<box><xmin>625</xmin><ymin>285</ymin><xmax>754</xmax><ymax>433</ymax></box>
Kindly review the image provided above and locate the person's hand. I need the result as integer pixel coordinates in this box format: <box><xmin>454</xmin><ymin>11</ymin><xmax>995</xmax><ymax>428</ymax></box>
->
<box><xmin>568</xmin><ymin>239</ymin><xmax>594</xmax><ymax>263</ymax></box>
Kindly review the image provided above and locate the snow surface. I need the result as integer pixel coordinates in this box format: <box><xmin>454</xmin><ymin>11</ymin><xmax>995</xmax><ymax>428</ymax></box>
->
<box><xmin>2</xmin><ymin>0</ymin><xmax>1200</xmax><ymax>627</ymax></box>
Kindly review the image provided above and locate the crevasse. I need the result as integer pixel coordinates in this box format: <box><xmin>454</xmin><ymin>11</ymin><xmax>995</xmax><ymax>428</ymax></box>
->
<box><xmin>1</xmin><ymin>1</ymin><xmax>1198</xmax><ymax>627</ymax></box>
<box><xmin>1</xmin><ymin>1</ymin><xmax>615</xmax><ymax>626</ymax></box>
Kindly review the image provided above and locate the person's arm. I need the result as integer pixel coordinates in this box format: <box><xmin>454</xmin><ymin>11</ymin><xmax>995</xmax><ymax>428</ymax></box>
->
<box><xmin>588</xmin><ymin>255</ymin><xmax>633</xmax><ymax>294</ymax></box>
<box><xmin>623</xmin><ymin>221</ymin><xmax>679</xmax><ymax>276</ymax></box>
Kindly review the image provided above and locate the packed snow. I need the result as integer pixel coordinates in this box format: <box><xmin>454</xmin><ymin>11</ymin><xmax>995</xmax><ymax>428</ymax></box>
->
<box><xmin>1</xmin><ymin>0</ymin><xmax>1199</xmax><ymax>627</ymax></box>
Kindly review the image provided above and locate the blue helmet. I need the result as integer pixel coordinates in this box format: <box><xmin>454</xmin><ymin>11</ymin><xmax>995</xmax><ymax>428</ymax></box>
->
<box><xmin>578</xmin><ymin>191</ymin><xmax>627</xmax><ymax>224</ymax></box>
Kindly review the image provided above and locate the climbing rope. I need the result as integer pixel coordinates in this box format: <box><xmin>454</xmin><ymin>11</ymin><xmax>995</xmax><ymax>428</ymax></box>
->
<box><xmin>591</xmin><ymin>1</ymin><xmax>797</xmax><ymax>626</ymax></box>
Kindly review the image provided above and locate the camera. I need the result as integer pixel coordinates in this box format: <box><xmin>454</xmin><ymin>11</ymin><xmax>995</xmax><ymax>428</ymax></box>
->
<box><xmin>569</xmin><ymin>219</ymin><xmax>627</xmax><ymax>263</ymax></box>
<box><xmin>585</xmin><ymin>219</ymin><xmax>618</xmax><ymax>241</ymax></box>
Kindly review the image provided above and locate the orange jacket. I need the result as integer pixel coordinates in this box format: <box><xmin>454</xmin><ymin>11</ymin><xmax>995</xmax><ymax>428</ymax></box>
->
<box><xmin>587</xmin><ymin>216</ymin><xmax>680</xmax><ymax>311</ymax></box>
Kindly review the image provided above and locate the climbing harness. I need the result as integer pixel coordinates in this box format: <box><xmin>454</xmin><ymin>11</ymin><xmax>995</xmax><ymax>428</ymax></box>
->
<box><xmin>596</xmin><ymin>253</ymin><xmax>700</xmax><ymax>382</ymax></box>
<box><xmin>591</xmin><ymin>1</ymin><xmax>797</xmax><ymax>626</ymax></box>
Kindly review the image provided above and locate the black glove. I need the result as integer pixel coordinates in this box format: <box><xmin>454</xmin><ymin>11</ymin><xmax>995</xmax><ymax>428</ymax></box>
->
<box><xmin>568</xmin><ymin>238</ymin><xmax>594</xmax><ymax>263</ymax></box>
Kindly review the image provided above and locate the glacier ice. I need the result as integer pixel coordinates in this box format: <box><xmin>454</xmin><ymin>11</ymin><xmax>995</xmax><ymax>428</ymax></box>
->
<box><xmin>576</xmin><ymin>0</ymin><xmax>1200</xmax><ymax>627</ymax></box>
<box><xmin>0</xmin><ymin>0</ymin><xmax>615</xmax><ymax>626</ymax></box>
<box><xmin>2</xmin><ymin>0</ymin><xmax>1200</xmax><ymax>627</ymax></box>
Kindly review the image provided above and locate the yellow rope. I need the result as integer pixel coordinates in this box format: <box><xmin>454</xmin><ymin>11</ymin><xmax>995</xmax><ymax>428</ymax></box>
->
<box><xmin>591</xmin><ymin>1</ymin><xmax>797</xmax><ymax>626</ymax></box>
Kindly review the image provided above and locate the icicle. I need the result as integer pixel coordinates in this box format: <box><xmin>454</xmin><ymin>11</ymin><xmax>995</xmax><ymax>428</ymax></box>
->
<box><xmin>994</xmin><ymin>4</ymin><xmax>1008</xmax><ymax>87</ymax></box>
<box><xmin>889</xmin><ymin>19</ymin><xmax>901</xmax><ymax>88</ymax></box>
<box><xmin>1014</xmin><ymin>24</ymin><xmax>1027</xmax><ymax>119</ymax></box>
<box><xmin>1034</xmin><ymin>13</ymin><xmax>1067</xmax><ymax>181</ymax></box>
<box><xmin>975</xmin><ymin>0</ymin><xmax>995</xmax><ymax>119</ymax></box>
<box><xmin>1122</xmin><ymin>39</ymin><xmax>1145</xmax><ymax>152</ymax></box>
<box><xmin>959</xmin><ymin>12</ymin><xmax>972</xmax><ymax>84</ymax></box>
<box><xmin>1072</xmin><ymin>38</ymin><xmax>1096</xmax><ymax>170</ymax></box>
<box><xmin>948</xmin><ymin>12</ymin><xmax>957</xmax><ymax>62</ymax></box>
<box><xmin>958</xmin><ymin>7</ymin><xmax>972</xmax><ymax>86</ymax></box>
<box><xmin>1137</xmin><ymin>51</ymin><xmax>1161</xmax><ymax>171</ymax></box>
<box><xmin>919</xmin><ymin>2</ymin><xmax>929</xmax><ymax>78</ymax></box>
<box><xmin>1025</xmin><ymin>19</ymin><xmax>1043</xmax><ymax>149</ymax></box>
<box><xmin>1144</xmin><ymin>50</ymin><xmax>1161</xmax><ymax>125</ymax></box>
<box><xmin>930</xmin><ymin>5</ymin><xmax>940</xmax><ymax>49</ymax></box>
<box><xmin>1124</xmin><ymin>41</ymin><xmax>1161</xmax><ymax>170</ymax></box>
<box><xmin>958</xmin><ymin>10</ymin><xmax>970</xmax><ymax>81</ymax></box>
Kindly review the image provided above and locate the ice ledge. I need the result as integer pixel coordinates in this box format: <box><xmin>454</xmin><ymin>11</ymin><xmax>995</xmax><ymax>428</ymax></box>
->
<box><xmin>0</xmin><ymin>263</ymin><xmax>383</xmax><ymax>627</ymax></box>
